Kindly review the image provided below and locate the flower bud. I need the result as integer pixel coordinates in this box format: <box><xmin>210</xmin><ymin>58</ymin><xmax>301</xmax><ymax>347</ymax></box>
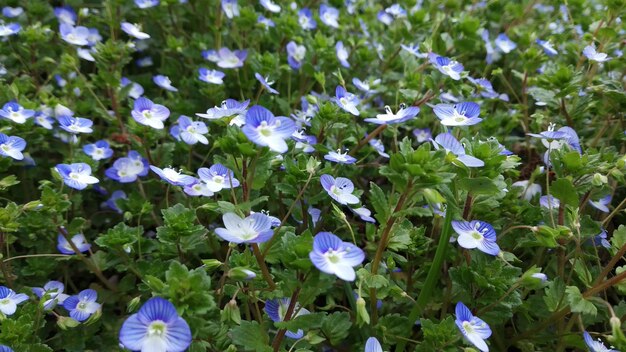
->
<box><xmin>521</xmin><ymin>267</ymin><xmax>548</xmax><ymax>288</ymax></box>
<box><xmin>57</xmin><ymin>316</ymin><xmax>80</xmax><ymax>330</ymax></box>
<box><xmin>221</xmin><ymin>299</ymin><xmax>241</xmax><ymax>324</ymax></box>
<box><xmin>127</xmin><ymin>296</ymin><xmax>141</xmax><ymax>313</ymax></box>
<box><xmin>355</xmin><ymin>297</ymin><xmax>370</xmax><ymax>326</ymax></box>
<box><xmin>22</xmin><ymin>201</ymin><xmax>44</xmax><ymax>211</ymax></box>
<box><xmin>227</xmin><ymin>267</ymin><xmax>256</xmax><ymax>280</ymax></box>
<box><xmin>201</xmin><ymin>259</ymin><xmax>223</xmax><ymax>271</ymax></box>
<box><xmin>592</xmin><ymin>173</ymin><xmax>608</xmax><ymax>186</ymax></box>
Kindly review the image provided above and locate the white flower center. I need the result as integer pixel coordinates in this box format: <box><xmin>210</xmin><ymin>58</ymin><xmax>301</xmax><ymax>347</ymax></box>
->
<box><xmin>148</xmin><ymin>321</ymin><xmax>167</xmax><ymax>337</ymax></box>
<box><xmin>69</xmin><ymin>172</ymin><xmax>81</xmax><ymax>180</ymax></box>
<box><xmin>325</xmin><ymin>249</ymin><xmax>341</xmax><ymax>263</ymax></box>
<box><xmin>462</xmin><ymin>321</ymin><xmax>474</xmax><ymax>334</ymax></box>
<box><xmin>213</xmin><ymin>175</ymin><xmax>224</xmax><ymax>184</ymax></box>
<box><xmin>258</xmin><ymin>121</ymin><xmax>273</xmax><ymax>137</ymax></box>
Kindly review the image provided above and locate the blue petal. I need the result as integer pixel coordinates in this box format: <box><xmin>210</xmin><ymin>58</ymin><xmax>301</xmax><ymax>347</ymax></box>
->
<box><xmin>365</xmin><ymin>337</ymin><xmax>383</xmax><ymax>352</ymax></box>
<box><xmin>455</xmin><ymin>302</ymin><xmax>473</xmax><ymax>322</ymax></box>
<box><xmin>119</xmin><ymin>313</ymin><xmax>147</xmax><ymax>351</ymax></box>
<box><xmin>313</xmin><ymin>232</ymin><xmax>342</xmax><ymax>253</ymax></box>
<box><xmin>164</xmin><ymin>317</ymin><xmax>192</xmax><ymax>351</ymax></box>
<box><xmin>138</xmin><ymin>297</ymin><xmax>179</xmax><ymax>324</ymax></box>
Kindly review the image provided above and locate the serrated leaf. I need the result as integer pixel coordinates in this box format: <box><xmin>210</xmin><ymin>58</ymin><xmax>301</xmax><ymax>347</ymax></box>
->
<box><xmin>565</xmin><ymin>286</ymin><xmax>597</xmax><ymax>316</ymax></box>
<box><xmin>230</xmin><ymin>321</ymin><xmax>272</xmax><ymax>351</ymax></box>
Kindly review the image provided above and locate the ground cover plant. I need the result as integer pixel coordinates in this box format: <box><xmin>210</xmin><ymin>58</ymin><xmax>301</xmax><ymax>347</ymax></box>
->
<box><xmin>0</xmin><ymin>0</ymin><xmax>625</xmax><ymax>351</ymax></box>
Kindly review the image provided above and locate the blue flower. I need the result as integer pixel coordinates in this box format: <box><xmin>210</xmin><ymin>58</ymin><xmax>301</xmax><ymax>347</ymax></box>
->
<box><xmin>214</xmin><ymin>212</ymin><xmax>274</xmax><ymax>244</ymax></box>
<box><xmin>292</xmin><ymin>130</ymin><xmax>317</xmax><ymax>153</ymax></box>
<box><xmin>0</xmin><ymin>286</ymin><xmax>28</xmax><ymax>316</ymax></box>
<box><xmin>583</xmin><ymin>331</ymin><xmax>618</xmax><ymax>352</ymax></box>
<box><xmin>413</xmin><ymin>128</ymin><xmax>432</xmax><ymax>143</ymax></box>
<box><xmin>401</xmin><ymin>43</ymin><xmax>428</xmax><ymax>58</ymax></box>
<box><xmin>221</xmin><ymin>0</ymin><xmax>239</xmax><ymax>19</ymax></box>
<box><xmin>198</xmin><ymin>68</ymin><xmax>225</xmax><ymax>85</ymax></box>
<box><xmin>83</xmin><ymin>140</ymin><xmax>113</xmax><ymax>161</ymax></box>
<box><xmin>0</xmin><ymin>133</ymin><xmax>26</xmax><ymax>160</ymax></box>
<box><xmin>103</xmin><ymin>190</ymin><xmax>127</xmax><ymax>214</ymax></box>
<box><xmin>298</xmin><ymin>8</ymin><xmax>316</xmax><ymax>30</ymax></box>
<box><xmin>468</xmin><ymin>77</ymin><xmax>499</xmax><ymax>99</ymax></box>
<box><xmin>2</xmin><ymin>7</ymin><xmax>23</xmax><ymax>18</ymax></box>
<box><xmin>353</xmin><ymin>78</ymin><xmax>380</xmax><ymax>95</ymax></box>
<box><xmin>481</xmin><ymin>30</ymin><xmax>495</xmax><ymax>64</ymax></box>
<box><xmin>583</xmin><ymin>44</ymin><xmax>610</xmax><ymax>62</ymax></box>
<box><xmin>121</xmin><ymin>22</ymin><xmax>150</xmax><ymax>39</ymax></box>
<box><xmin>336</xmin><ymin>41</ymin><xmax>350</xmax><ymax>68</ymax></box>
<box><xmin>257</xmin><ymin>15</ymin><xmax>275</xmax><ymax>28</ymax></box>
<box><xmin>57</xmin><ymin>233</ymin><xmax>91</xmax><ymax>254</ymax></box>
<box><xmin>591</xmin><ymin>228</ymin><xmax>611</xmax><ymax>249</ymax></box>
<box><xmin>324</xmin><ymin>149</ymin><xmax>356</xmax><ymax>164</ymax></box>
<box><xmin>87</xmin><ymin>28</ymin><xmax>102</xmax><ymax>47</ymax></box>
<box><xmin>286</xmin><ymin>41</ymin><xmax>306</xmax><ymax>70</ymax></box>
<box><xmin>365</xmin><ymin>104</ymin><xmax>420</xmax><ymax>125</ymax></box>
<box><xmin>429</xmin><ymin>53</ymin><xmax>464</xmax><ymax>80</ymax></box>
<box><xmin>536</xmin><ymin>39</ymin><xmax>558</xmax><ymax>56</ymax></box>
<box><xmin>254</xmin><ymin>73</ymin><xmax>279</xmax><ymax>94</ymax></box>
<box><xmin>153</xmin><ymin>75</ymin><xmax>178</xmax><ymax>92</ymax></box>
<box><xmin>32</xmin><ymin>281</ymin><xmax>69</xmax><ymax>310</ymax></box>
<box><xmin>351</xmin><ymin>207</ymin><xmax>375</xmax><ymax>223</ymax></box>
<box><xmin>335</xmin><ymin>86</ymin><xmax>360</xmax><ymax>116</ymax></box>
<box><xmin>0</xmin><ymin>22</ymin><xmax>20</xmax><ymax>37</ymax></box>
<box><xmin>452</xmin><ymin>220</ymin><xmax>500</xmax><ymax>256</ymax></box>
<box><xmin>134</xmin><ymin>0</ymin><xmax>159</xmax><ymax>9</ymax></box>
<box><xmin>77</xmin><ymin>47</ymin><xmax>96</xmax><ymax>62</ymax></box>
<box><xmin>495</xmin><ymin>33</ymin><xmax>517</xmax><ymax>53</ymax></box>
<box><xmin>55</xmin><ymin>163</ymin><xmax>99</xmax><ymax>190</ymax></box>
<box><xmin>59</xmin><ymin>24</ymin><xmax>90</xmax><ymax>46</ymax></box>
<box><xmin>540</xmin><ymin>195</ymin><xmax>560</xmax><ymax>209</ymax></box>
<box><xmin>171</xmin><ymin>115</ymin><xmax>209</xmax><ymax>145</ymax></box>
<box><xmin>365</xmin><ymin>337</ymin><xmax>383</xmax><ymax>352</ymax></box>
<box><xmin>319</xmin><ymin>4</ymin><xmax>339</xmax><ymax>28</ymax></box>
<box><xmin>589</xmin><ymin>195</ymin><xmax>611</xmax><ymax>213</ymax></box>
<box><xmin>432</xmin><ymin>133</ymin><xmax>484</xmax><ymax>167</ymax></box>
<box><xmin>196</xmin><ymin>99</ymin><xmax>250</xmax><ymax>126</ymax></box>
<box><xmin>433</xmin><ymin>102</ymin><xmax>482</xmax><ymax>126</ymax></box>
<box><xmin>320</xmin><ymin>174</ymin><xmax>359</xmax><ymax>205</ymax></box>
<box><xmin>265</xmin><ymin>298</ymin><xmax>311</xmax><ymax>339</ymax></box>
<box><xmin>136</xmin><ymin>57</ymin><xmax>154</xmax><ymax>67</ymax></box>
<box><xmin>260</xmin><ymin>0</ymin><xmax>281</xmax><ymax>13</ymax></box>
<box><xmin>121</xmin><ymin>77</ymin><xmax>144</xmax><ymax>99</ymax></box>
<box><xmin>54</xmin><ymin>6</ymin><xmax>77</xmax><ymax>25</ymax></box>
<box><xmin>242</xmin><ymin>105</ymin><xmax>296</xmax><ymax>153</ymax></box>
<box><xmin>0</xmin><ymin>345</ymin><xmax>13</xmax><ymax>352</ymax></box>
<box><xmin>150</xmin><ymin>166</ymin><xmax>196</xmax><ymax>186</ymax></box>
<box><xmin>378</xmin><ymin>10</ymin><xmax>393</xmax><ymax>25</ymax></box>
<box><xmin>309</xmin><ymin>232</ymin><xmax>365</xmax><ymax>281</ymax></box>
<box><xmin>58</xmin><ymin>116</ymin><xmax>94</xmax><ymax>134</ymax></box>
<box><xmin>119</xmin><ymin>297</ymin><xmax>192</xmax><ymax>352</ymax></box>
<box><xmin>511</xmin><ymin>180</ymin><xmax>541</xmax><ymax>201</ymax></box>
<box><xmin>369</xmin><ymin>137</ymin><xmax>389</xmax><ymax>158</ymax></box>
<box><xmin>455</xmin><ymin>302</ymin><xmax>492</xmax><ymax>352</ymax></box>
<box><xmin>183</xmin><ymin>180</ymin><xmax>213</xmax><ymax>197</ymax></box>
<box><xmin>214</xmin><ymin>48</ymin><xmax>247</xmax><ymax>69</ymax></box>
<box><xmin>105</xmin><ymin>151</ymin><xmax>149</xmax><ymax>183</ymax></box>
<box><xmin>131</xmin><ymin>97</ymin><xmax>170</xmax><ymax>129</ymax></box>
<box><xmin>63</xmin><ymin>289</ymin><xmax>101</xmax><ymax>322</ymax></box>
<box><xmin>0</xmin><ymin>101</ymin><xmax>35</xmax><ymax>123</ymax></box>
<box><xmin>197</xmin><ymin>164</ymin><xmax>239</xmax><ymax>192</ymax></box>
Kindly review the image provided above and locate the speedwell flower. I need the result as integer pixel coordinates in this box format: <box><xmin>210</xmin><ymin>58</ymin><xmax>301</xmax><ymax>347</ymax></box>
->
<box><xmin>335</xmin><ymin>86</ymin><xmax>360</xmax><ymax>116</ymax></box>
<box><xmin>63</xmin><ymin>289</ymin><xmax>101</xmax><ymax>322</ymax></box>
<box><xmin>2</xmin><ymin>7</ymin><xmax>23</xmax><ymax>18</ymax></box>
<box><xmin>433</xmin><ymin>102</ymin><xmax>482</xmax><ymax>126</ymax></box>
<box><xmin>260</xmin><ymin>0</ymin><xmax>281</xmax><ymax>13</ymax></box>
<box><xmin>170</xmin><ymin>115</ymin><xmax>208</xmax><ymax>145</ymax></box>
<box><xmin>583</xmin><ymin>331</ymin><xmax>618</xmax><ymax>352</ymax></box>
<box><xmin>196</xmin><ymin>99</ymin><xmax>250</xmax><ymax>125</ymax></box>
<box><xmin>131</xmin><ymin>97</ymin><xmax>170</xmax><ymax>129</ymax></box>
<box><xmin>336</xmin><ymin>41</ymin><xmax>350</xmax><ymax>68</ymax></box>
<box><xmin>0</xmin><ymin>133</ymin><xmax>26</xmax><ymax>160</ymax></box>
<box><xmin>589</xmin><ymin>195</ymin><xmax>611</xmax><ymax>213</ymax></box>
<box><xmin>0</xmin><ymin>101</ymin><xmax>35</xmax><ymax>123</ymax></box>
<box><xmin>265</xmin><ymin>298</ymin><xmax>311</xmax><ymax>339</ymax></box>
<box><xmin>55</xmin><ymin>163</ymin><xmax>99</xmax><ymax>190</ymax></box>
<box><xmin>365</xmin><ymin>337</ymin><xmax>383</xmax><ymax>352</ymax></box>
<box><xmin>59</xmin><ymin>24</ymin><xmax>90</xmax><ymax>46</ymax></box>
<box><xmin>32</xmin><ymin>281</ymin><xmax>69</xmax><ymax>310</ymax></box>
<box><xmin>495</xmin><ymin>33</ymin><xmax>517</xmax><ymax>53</ymax></box>
<box><xmin>198</xmin><ymin>68</ymin><xmax>225</xmax><ymax>85</ymax></box>
<box><xmin>135</xmin><ymin>0</ymin><xmax>159</xmax><ymax>9</ymax></box>
<box><xmin>105</xmin><ymin>151</ymin><xmax>149</xmax><ymax>183</ymax></box>
<box><xmin>365</xmin><ymin>104</ymin><xmax>420</xmax><ymax>125</ymax></box>
<box><xmin>0</xmin><ymin>286</ymin><xmax>28</xmax><ymax>316</ymax></box>
<box><xmin>214</xmin><ymin>48</ymin><xmax>247</xmax><ymax>69</ymax></box>
<box><xmin>121</xmin><ymin>22</ymin><xmax>150</xmax><ymax>39</ymax></box>
<box><xmin>320</xmin><ymin>174</ymin><xmax>359</xmax><ymax>205</ymax></box>
<box><xmin>197</xmin><ymin>164</ymin><xmax>240</xmax><ymax>192</ymax></box>
<box><xmin>540</xmin><ymin>195</ymin><xmax>560</xmax><ymax>209</ymax></box>
<box><xmin>309</xmin><ymin>232</ymin><xmax>365</xmax><ymax>281</ymax></box>
<box><xmin>536</xmin><ymin>39</ymin><xmax>558</xmax><ymax>56</ymax></box>
<box><xmin>58</xmin><ymin>116</ymin><xmax>94</xmax><ymax>134</ymax></box>
<box><xmin>254</xmin><ymin>73</ymin><xmax>279</xmax><ymax>94</ymax></box>
<box><xmin>153</xmin><ymin>75</ymin><xmax>178</xmax><ymax>92</ymax></box>
<box><xmin>452</xmin><ymin>220</ymin><xmax>500</xmax><ymax>256</ymax></box>
<box><xmin>150</xmin><ymin>166</ymin><xmax>196</xmax><ymax>186</ymax></box>
<box><xmin>83</xmin><ymin>140</ymin><xmax>113</xmax><ymax>161</ymax></box>
<box><xmin>298</xmin><ymin>8</ymin><xmax>316</xmax><ymax>30</ymax></box>
<box><xmin>431</xmin><ymin>133</ymin><xmax>484</xmax><ymax>167</ymax></box>
<box><xmin>119</xmin><ymin>297</ymin><xmax>192</xmax><ymax>352</ymax></box>
<box><xmin>583</xmin><ymin>44</ymin><xmax>610</xmax><ymax>62</ymax></box>
<box><xmin>286</xmin><ymin>41</ymin><xmax>306</xmax><ymax>70</ymax></box>
<box><xmin>242</xmin><ymin>105</ymin><xmax>296</xmax><ymax>153</ymax></box>
<box><xmin>455</xmin><ymin>302</ymin><xmax>492</xmax><ymax>352</ymax></box>
<box><xmin>221</xmin><ymin>0</ymin><xmax>239</xmax><ymax>19</ymax></box>
<box><xmin>511</xmin><ymin>180</ymin><xmax>542</xmax><ymax>201</ymax></box>
<box><xmin>57</xmin><ymin>233</ymin><xmax>91</xmax><ymax>254</ymax></box>
<box><xmin>121</xmin><ymin>77</ymin><xmax>144</xmax><ymax>99</ymax></box>
<box><xmin>429</xmin><ymin>53</ymin><xmax>464</xmax><ymax>80</ymax></box>
<box><xmin>319</xmin><ymin>4</ymin><xmax>339</xmax><ymax>28</ymax></box>
<box><xmin>214</xmin><ymin>212</ymin><xmax>274</xmax><ymax>244</ymax></box>
<box><xmin>324</xmin><ymin>149</ymin><xmax>356</xmax><ymax>164</ymax></box>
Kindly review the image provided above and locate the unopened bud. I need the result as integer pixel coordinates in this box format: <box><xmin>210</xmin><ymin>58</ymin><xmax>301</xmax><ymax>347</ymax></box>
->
<box><xmin>355</xmin><ymin>297</ymin><xmax>370</xmax><ymax>326</ymax></box>
<box><xmin>228</xmin><ymin>267</ymin><xmax>256</xmax><ymax>280</ymax></box>
<box><xmin>57</xmin><ymin>316</ymin><xmax>80</xmax><ymax>330</ymax></box>
<box><xmin>201</xmin><ymin>259</ymin><xmax>223</xmax><ymax>271</ymax></box>
<box><xmin>127</xmin><ymin>296</ymin><xmax>141</xmax><ymax>313</ymax></box>
<box><xmin>592</xmin><ymin>173</ymin><xmax>608</xmax><ymax>186</ymax></box>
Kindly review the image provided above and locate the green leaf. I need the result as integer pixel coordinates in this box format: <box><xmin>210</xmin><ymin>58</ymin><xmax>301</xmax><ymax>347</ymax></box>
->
<box><xmin>611</xmin><ymin>225</ymin><xmax>626</xmax><ymax>253</ymax></box>
<box><xmin>550</xmin><ymin>179</ymin><xmax>579</xmax><ymax>207</ymax></box>
<box><xmin>320</xmin><ymin>312</ymin><xmax>352</xmax><ymax>345</ymax></box>
<box><xmin>0</xmin><ymin>175</ymin><xmax>19</xmax><ymax>191</ymax></box>
<box><xmin>230</xmin><ymin>321</ymin><xmax>272</xmax><ymax>351</ymax></box>
<box><xmin>369</xmin><ymin>182</ymin><xmax>390</xmax><ymax>223</ymax></box>
<box><xmin>95</xmin><ymin>222</ymin><xmax>141</xmax><ymax>249</ymax></box>
<box><xmin>565</xmin><ymin>286</ymin><xmax>597</xmax><ymax>316</ymax></box>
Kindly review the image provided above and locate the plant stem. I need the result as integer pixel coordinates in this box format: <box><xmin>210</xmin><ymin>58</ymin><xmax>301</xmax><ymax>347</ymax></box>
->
<box><xmin>396</xmin><ymin>208</ymin><xmax>454</xmax><ymax>352</ymax></box>
<box><xmin>271</xmin><ymin>285</ymin><xmax>302</xmax><ymax>351</ymax></box>
<box><xmin>251</xmin><ymin>243</ymin><xmax>276</xmax><ymax>290</ymax></box>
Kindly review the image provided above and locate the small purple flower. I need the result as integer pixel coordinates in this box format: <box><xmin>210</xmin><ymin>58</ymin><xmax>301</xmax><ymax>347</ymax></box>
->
<box><xmin>319</xmin><ymin>5</ymin><xmax>339</xmax><ymax>28</ymax></box>
<box><xmin>198</xmin><ymin>68</ymin><xmax>225</xmax><ymax>85</ymax></box>
<box><xmin>286</xmin><ymin>41</ymin><xmax>306</xmax><ymax>70</ymax></box>
<box><xmin>320</xmin><ymin>174</ymin><xmax>359</xmax><ymax>205</ymax></box>
<box><xmin>104</xmin><ymin>190</ymin><xmax>127</xmax><ymax>214</ymax></box>
<box><xmin>131</xmin><ymin>97</ymin><xmax>170</xmax><ymax>129</ymax></box>
<box><xmin>215</xmin><ymin>48</ymin><xmax>247</xmax><ymax>69</ymax></box>
<box><xmin>0</xmin><ymin>133</ymin><xmax>26</xmax><ymax>160</ymax></box>
<box><xmin>432</xmin><ymin>133</ymin><xmax>484</xmax><ymax>167</ymax></box>
<box><xmin>257</xmin><ymin>15</ymin><xmax>275</xmax><ymax>28</ymax></box>
<box><xmin>254</xmin><ymin>73</ymin><xmax>279</xmax><ymax>95</ymax></box>
<box><xmin>54</xmin><ymin>6</ymin><xmax>77</xmax><ymax>25</ymax></box>
<box><xmin>583</xmin><ymin>331</ymin><xmax>618</xmax><ymax>352</ymax></box>
<box><xmin>591</xmin><ymin>228</ymin><xmax>611</xmax><ymax>249</ymax></box>
<box><xmin>241</xmin><ymin>105</ymin><xmax>296</xmax><ymax>153</ymax></box>
<box><xmin>150</xmin><ymin>166</ymin><xmax>196</xmax><ymax>186</ymax></box>
<box><xmin>221</xmin><ymin>0</ymin><xmax>239</xmax><ymax>19</ymax></box>
<box><xmin>77</xmin><ymin>47</ymin><xmax>96</xmax><ymax>62</ymax></box>
<box><xmin>589</xmin><ymin>195</ymin><xmax>611</xmax><ymax>213</ymax></box>
<box><xmin>324</xmin><ymin>149</ymin><xmax>356</xmax><ymax>164</ymax></box>
<box><xmin>2</xmin><ymin>7</ymin><xmax>23</xmax><ymax>18</ymax></box>
<box><xmin>134</xmin><ymin>0</ymin><xmax>159</xmax><ymax>9</ymax></box>
<box><xmin>540</xmin><ymin>195</ymin><xmax>560</xmax><ymax>209</ymax></box>
<box><xmin>105</xmin><ymin>151</ymin><xmax>149</xmax><ymax>183</ymax></box>
<box><xmin>481</xmin><ymin>29</ymin><xmax>495</xmax><ymax>64</ymax></box>
<box><xmin>335</xmin><ymin>86</ymin><xmax>360</xmax><ymax>116</ymax></box>
<box><xmin>511</xmin><ymin>180</ymin><xmax>542</xmax><ymax>201</ymax></box>
<box><xmin>536</xmin><ymin>39</ymin><xmax>558</xmax><ymax>57</ymax></box>
<box><xmin>413</xmin><ymin>128</ymin><xmax>432</xmax><ymax>143</ymax></box>
<box><xmin>171</xmin><ymin>115</ymin><xmax>209</xmax><ymax>145</ymax></box>
<box><xmin>183</xmin><ymin>180</ymin><xmax>213</xmax><ymax>197</ymax></box>
<box><xmin>55</xmin><ymin>163</ymin><xmax>99</xmax><ymax>190</ymax></box>
<box><xmin>136</xmin><ymin>57</ymin><xmax>153</xmax><ymax>67</ymax></box>
<box><xmin>83</xmin><ymin>140</ymin><xmax>113</xmax><ymax>161</ymax></box>
<box><xmin>401</xmin><ymin>43</ymin><xmax>428</xmax><ymax>58</ymax></box>
<box><xmin>59</xmin><ymin>24</ymin><xmax>90</xmax><ymax>46</ymax></box>
<box><xmin>452</xmin><ymin>220</ymin><xmax>500</xmax><ymax>256</ymax></box>
<box><xmin>153</xmin><ymin>75</ymin><xmax>178</xmax><ymax>92</ymax></box>
<box><xmin>0</xmin><ymin>101</ymin><xmax>35</xmax><ymax>123</ymax></box>
<box><xmin>365</xmin><ymin>337</ymin><xmax>383</xmax><ymax>352</ymax></box>
<box><xmin>298</xmin><ymin>8</ymin><xmax>316</xmax><ymax>30</ymax></box>
<box><xmin>0</xmin><ymin>286</ymin><xmax>28</xmax><ymax>316</ymax></box>
<box><xmin>369</xmin><ymin>137</ymin><xmax>389</xmax><ymax>158</ymax></box>
<box><xmin>57</xmin><ymin>233</ymin><xmax>91</xmax><ymax>254</ymax></box>
<box><xmin>309</xmin><ymin>232</ymin><xmax>364</xmax><ymax>281</ymax></box>
<box><xmin>63</xmin><ymin>289</ymin><xmax>101</xmax><ymax>322</ymax></box>
<box><xmin>265</xmin><ymin>298</ymin><xmax>310</xmax><ymax>339</ymax></box>
<box><xmin>495</xmin><ymin>33</ymin><xmax>517</xmax><ymax>53</ymax></box>
<box><xmin>198</xmin><ymin>164</ymin><xmax>239</xmax><ymax>192</ymax></box>
<box><xmin>119</xmin><ymin>297</ymin><xmax>192</xmax><ymax>352</ymax></box>
<box><xmin>197</xmin><ymin>99</ymin><xmax>249</xmax><ymax>126</ymax></box>
<box><xmin>434</xmin><ymin>102</ymin><xmax>482</xmax><ymax>126</ymax></box>
<box><xmin>260</xmin><ymin>0</ymin><xmax>281</xmax><ymax>13</ymax></box>
<box><xmin>0</xmin><ymin>22</ymin><xmax>20</xmax><ymax>37</ymax></box>
<box><xmin>336</xmin><ymin>41</ymin><xmax>350</xmax><ymax>68</ymax></box>
<box><xmin>34</xmin><ymin>110</ymin><xmax>55</xmax><ymax>129</ymax></box>
<box><xmin>351</xmin><ymin>207</ymin><xmax>375</xmax><ymax>223</ymax></box>
<box><xmin>429</xmin><ymin>53</ymin><xmax>464</xmax><ymax>80</ymax></box>
<box><xmin>32</xmin><ymin>281</ymin><xmax>69</xmax><ymax>310</ymax></box>
<box><xmin>583</xmin><ymin>44</ymin><xmax>610</xmax><ymax>62</ymax></box>
<box><xmin>365</xmin><ymin>104</ymin><xmax>420</xmax><ymax>125</ymax></box>
<box><xmin>121</xmin><ymin>77</ymin><xmax>144</xmax><ymax>99</ymax></box>
<box><xmin>121</xmin><ymin>22</ymin><xmax>150</xmax><ymax>39</ymax></box>
<box><xmin>215</xmin><ymin>212</ymin><xmax>274</xmax><ymax>243</ymax></box>
<box><xmin>455</xmin><ymin>302</ymin><xmax>492</xmax><ymax>352</ymax></box>
<box><xmin>58</xmin><ymin>116</ymin><xmax>94</xmax><ymax>134</ymax></box>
